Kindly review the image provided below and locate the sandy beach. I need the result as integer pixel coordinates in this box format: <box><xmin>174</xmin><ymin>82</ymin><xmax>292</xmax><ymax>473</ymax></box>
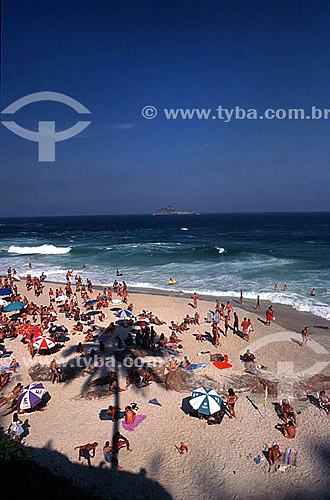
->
<box><xmin>0</xmin><ymin>276</ymin><xmax>329</xmax><ymax>500</ymax></box>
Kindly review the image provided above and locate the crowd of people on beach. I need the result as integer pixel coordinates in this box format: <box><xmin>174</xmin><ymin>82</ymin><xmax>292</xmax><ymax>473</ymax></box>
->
<box><xmin>0</xmin><ymin>265</ymin><xmax>328</xmax><ymax>476</ymax></box>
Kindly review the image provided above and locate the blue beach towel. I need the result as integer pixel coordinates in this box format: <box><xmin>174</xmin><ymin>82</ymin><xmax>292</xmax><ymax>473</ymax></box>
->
<box><xmin>184</xmin><ymin>362</ymin><xmax>208</xmax><ymax>372</ymax></box>
<box><xmin>148</xmin><ymin>398</ymin><xmax>162</xmax><ymax>406</ymax></box>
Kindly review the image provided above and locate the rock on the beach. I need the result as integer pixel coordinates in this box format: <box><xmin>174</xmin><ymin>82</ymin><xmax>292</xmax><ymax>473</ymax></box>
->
<box><xmin>165</xmin><ymin>368</ymin><xmax>330</xmax><ymax>398</ymax></box>
<box><xmin>28</xmin><ymin>362</ymin><xmax>95</xmax><ymax>382</ymax></box>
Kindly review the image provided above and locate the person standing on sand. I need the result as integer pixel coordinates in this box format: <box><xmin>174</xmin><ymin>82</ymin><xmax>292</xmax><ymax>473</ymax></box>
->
<box><xmin>191</xmin><ymin>293</ymin><xmax>198</xmax><ymax>309</ymax></box>
<box><xmin>265</xmin><ymin>306</ymin><xmax>274</xmax><ymax>326</ymax></box>
<box><xmin>226</xmin><ymin>301</ymin><xmax>233</xmax><ymax>321</ymax></box>
<box><xmin>50</xmin><ymin>359</ymin><xmax>61</xmax><ymax>384</ymax></box>
<box><xmin>212</xmin><ymin>321</ymin><xmax>220</xmax><ymax>347</ymax></box>
<box><xmin>256</xmin><ymin>295</ymin><xmax>260</xmax><ymax>311</ymax></box>
<box><xmin>300</xmin><ymin>326</ymin><xmax>309</xmax><ymax>347</ymax></box>
<box><xmin>227</xmin><ymin>388</ymin><xmax>238</xmax><ymax>419</ymax></box>
<box><xmin>224</xmin><ymin>316</ymin><xmax>229</xmax><ymax>337</ymax></box>
<box><xmin>241</xmin><ymin>317</ymin><xmax>249</xmax><ymax>341</ymax></box>
<box><xmin>240</xmin><ymin>290</ymin><xmax>243</xmax><ymax>304</ymax></box>
<box><xmin>233</xmin><ymin>312</ymin><xmax>239</xmax><ymax>334</ymax></box>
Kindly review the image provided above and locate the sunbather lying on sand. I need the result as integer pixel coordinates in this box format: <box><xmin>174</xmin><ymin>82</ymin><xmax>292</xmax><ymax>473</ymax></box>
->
<box><xmin>105</xmin><ymin>405</ymin><xmax>121</xmax><ymax>422</ymax></box>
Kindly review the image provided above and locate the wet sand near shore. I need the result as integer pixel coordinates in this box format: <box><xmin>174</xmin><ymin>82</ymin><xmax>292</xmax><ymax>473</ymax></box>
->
<box><xmin>0</xmin><ymin>277</ymin><xmax>329</xmax><ymax>500</ymax></box>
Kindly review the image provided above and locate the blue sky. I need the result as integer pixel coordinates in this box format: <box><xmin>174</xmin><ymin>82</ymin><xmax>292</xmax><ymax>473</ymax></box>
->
<box><xmin>1</xmin><ymin>0</ymin><xmax>330</xmax><ymax>216</ymax></box>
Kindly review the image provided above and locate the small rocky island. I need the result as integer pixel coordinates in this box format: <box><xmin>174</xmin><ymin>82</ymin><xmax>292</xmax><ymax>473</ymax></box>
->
<box><xmin>153</xmin><ymin>205</ymin><xmax>196</xmax><ymax>215</ymax></box>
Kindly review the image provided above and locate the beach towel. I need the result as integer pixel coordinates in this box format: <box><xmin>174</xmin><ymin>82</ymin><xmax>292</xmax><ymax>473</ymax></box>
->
<box><xmin>182</xmin><ymin>362</ymin><xmax>208</xmax><ymax>372</ymax></box>
<box><xmin>99</xmin><ymin>409</ymin><xmax>125</xmax><ymax>421</ymax></box>
<box><xmin>213</xmin><ymin>360</ymin><xmax>232</xmax><ymax>370</ymax></box>
<box><xmin>263</xmin><ymin>443</ymin><xmax>299</xmax><ymax>466</ymax></box>
<box><xmin>0</xmin><ymin>364</ymin><xmax>20</xmax><ymax>372</ymax></box>
<box><xmin>148</xmin><ymin>398</ymin><xmax>162</xmax><ymax>406</ymax></box>
<box><xmin>122</xmin><ymin>414</ymin><xmax>146</xmax><ymax>431</ymax></box>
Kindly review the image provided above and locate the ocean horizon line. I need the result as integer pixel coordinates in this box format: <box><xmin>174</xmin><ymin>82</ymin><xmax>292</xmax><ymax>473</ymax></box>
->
<box><xmin>0</xmin><ymin>210</ymin><xmax>330</xmax><ymax>219</ymax></box>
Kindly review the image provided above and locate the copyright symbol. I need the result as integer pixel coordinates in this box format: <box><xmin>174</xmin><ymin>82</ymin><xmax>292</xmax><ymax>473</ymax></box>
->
<box><xmin>142</xmin><ymin>105</ymin><xmax>157</xmax><ymax>119</ymax></box>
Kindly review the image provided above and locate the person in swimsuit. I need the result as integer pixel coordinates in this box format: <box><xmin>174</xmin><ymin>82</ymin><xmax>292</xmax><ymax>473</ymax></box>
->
<box><xmin>276</xmin><ymin>419</ymin><xmax>296</xmax><ymax>438</ymax></box>
<box><xmin>124</xmin><ymin>406</ymin><xmax>136</xmax><ymax>424</ymax></box>
<box><xmin>105</xmin><ymin>405</ymin><xmax>121</xmax><ymax>421</ymax></box>
<box><xmin>112</xmin><ymin>431</ymin><xmax>133</xmax><ymax>453</ymax></box>
<box><xmin>103</xmin><ymin>441</ymin><xmax>121</xmax><ymax>469</ymax></box>
<box><xmin>300</xmin><ymin>326</ymin><xmax>309</xmax><ymax>347</ymax></box>
<box><xmin>227</xmin><ymin>388</ymin><xmax>238</xmax><ymax>418</ymax></box>
<box><xmin>50</xmin><ymin>359</ymin><xmax>61</xmax><ymax>384</ymax></box>
<box><xmin>268</xmin><ymin>444</ymin><xmax>282</xmax><ymax>472</ymax></box>
<box><xmin>318</xmin><ymin>390</ymin><xmax>330</xmax><ymax>415</ymax></box>
<box><xmin>191</xmin><ymin>293</ymin><xmax>198</xmax><ymax>309</ymax></box>
<box><xmin>256</xmin><ymin>295</ymin><xmax>260</xmax><ymax>311</ymax></box>
<box><xmin>280</xmin><ymin>400</ymin><xmax>297</xmax><ymax>425</ymax></box>
<box><xmin>74</xmin><ymin>442</ymin><xmax>98</xmax><ymax>467</ymax></box>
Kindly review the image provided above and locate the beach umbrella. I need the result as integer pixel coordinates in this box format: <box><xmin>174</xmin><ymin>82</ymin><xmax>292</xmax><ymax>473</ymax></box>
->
<box><xmin>116</xmin><ymin>310</ymin><xmax>133</xmax><ymax>319</ymax></box>
<box><xmin>3</xmin><ymin>302</ymin><xmax>26</xmax><ymax>312</ymax></box>
<box><xmin>18</xmin><ymin>382</ymin><xmax>46</xmax><ymax>410</ymax></box>
<box><xmin>25</xmin><ymin>327</ymin><xmax>43</xmax><ymax>342</ymax></box>
<box><xmin>0</xmin><ymin>288</ymin><xmax>13</xmax><ymax>296</ymax></box>
<box><xmin>133</xmin><ymin>320</ymin><xmax>150</xmax><ymax>327</ymax></box>
<box><xmin>190</xmin><ymin>387</ymin><xmax>222</xmax><ymax>415</ymax></box>
<box><xmin>33</xmin><ymin>336</ymin><xmax>55</xmax><ymax>351</ymax></box>
<box><xmin>84</xmin><ymin>299</ymin><xmax>99</xmax><ymax>307</ymax></box>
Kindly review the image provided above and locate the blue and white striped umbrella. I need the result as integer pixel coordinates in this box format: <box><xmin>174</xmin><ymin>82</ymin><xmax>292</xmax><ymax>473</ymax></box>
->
<box><xmin>190</xmin><ymin>387</ymin><xmax>222</xmax><ymax>415</ymax></box>
<box><xmin>115</xmin><ymin>310</ymin><xmax>133</xmax><ymax>319</ymax></box>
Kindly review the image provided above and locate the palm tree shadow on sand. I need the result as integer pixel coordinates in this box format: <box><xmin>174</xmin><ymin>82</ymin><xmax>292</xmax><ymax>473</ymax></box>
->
<box><xmin>0</xmin><ymin>430</ymin><xmax>173</xmax><ymax>499</ymax></box>
<box><xmin>58</xmin><ymin>322</ymin><xmax>178</xmax><ymax>473</ymax></box>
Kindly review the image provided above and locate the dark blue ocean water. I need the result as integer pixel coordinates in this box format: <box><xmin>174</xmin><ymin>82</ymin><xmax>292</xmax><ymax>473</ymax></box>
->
<box><xmin>0</xmin><ymin>213</ymin><xmax>329</xmax><ymax>319</ymax></box>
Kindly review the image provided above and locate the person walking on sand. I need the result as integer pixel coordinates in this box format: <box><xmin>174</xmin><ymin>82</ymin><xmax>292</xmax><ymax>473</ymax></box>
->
<box><xmin>8</xmin><ymin>412</ymin><xmax>24</xmax><ymax>442</ymax></box>
<box><xmin>256</xmin><ymin>295</ymin><xmax>260</xmax><ymax>311</ymax></box>
<box><xmin>240</xmin><ymin>290</ymin><xmax>243</xmax><ymax>304</ymax></box>
<box><xmin>191</xmin><ymin>293</ymin><xmax>198</xmax><ymax>309</ymax></box>
<box><xmin>300</xmin><ymin>326</ymin><xmax>309</xmax><ymax>347</ymax></box>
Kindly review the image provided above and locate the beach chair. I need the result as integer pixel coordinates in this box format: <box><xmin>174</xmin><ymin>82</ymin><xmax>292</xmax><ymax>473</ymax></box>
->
<box><xmin>205</xmin><ymin>312</ymin><xmax>212</xmax><ymax>323</ymax></box>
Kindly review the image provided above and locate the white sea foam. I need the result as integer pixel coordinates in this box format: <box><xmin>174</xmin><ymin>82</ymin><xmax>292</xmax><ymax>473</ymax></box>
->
<box><xmin>7</xmin><ymin>244</ymin><xmax>72</xmax><ymax>255</ymax></box>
